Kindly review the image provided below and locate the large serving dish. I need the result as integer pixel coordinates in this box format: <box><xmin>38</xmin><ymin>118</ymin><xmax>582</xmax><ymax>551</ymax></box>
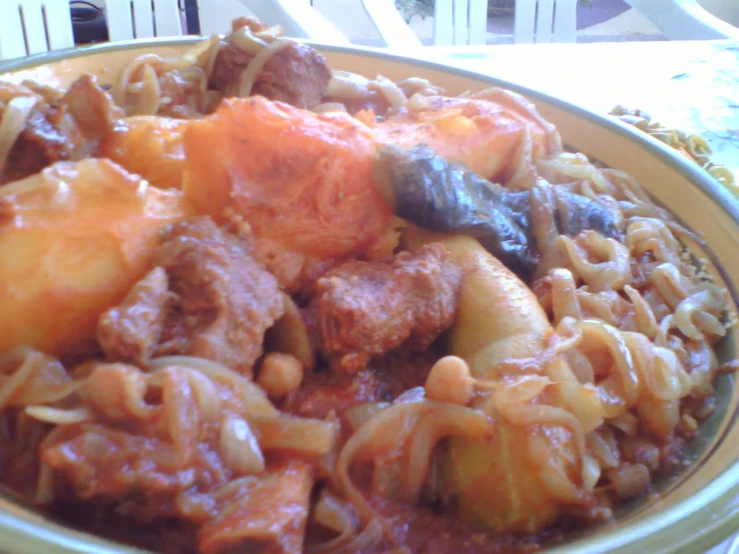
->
<box><xmin>0</xmin><ymin>38</ymin><xmax>737</xmax><ymax>554</ymax></box>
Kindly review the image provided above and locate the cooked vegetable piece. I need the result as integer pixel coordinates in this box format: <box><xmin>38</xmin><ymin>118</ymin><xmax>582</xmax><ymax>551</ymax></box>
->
<box><xmin>266</xmin><ymin>296</ymin><xmax>316</xmax><ymax>371</ymax></box>
<box><xmin>182</xmin><ymin>97</ymin><xmax>394</xmax><ymax>260</ymax></box>
<box><xmin>376</xmin><ymin>145</ymin><xmax>622</xmax><ymax>277</ymax></box>
<box><xmin>100</xmin><ymin>115</ymin><xmax>188</xmax><ymax>189</ymax></box>
<box><xmin>424</xmin><ymin>355</ymin><xmax>473</xmax><ymax>406</ymax></box>
<box><xmin>406</xmin><ymin>230</ymin><xmax>590</xmax><ymax>533</ymax></box>
<box><xmin>376</xmin><ymin>145</ymin><xmax>536</xmax><ymax>275</ymax></box>
<box><xmin>374</xmin><ymin>92</ymin><xmax>559</xmax><ymax>183</ymax></box>
<box><xmin>0</xmin><ymin>159</ymin><xmax>191</xmax><ymax>357</ymax></box>
<box><xmin>257</xmin><ymin>352</ymin><xmax>304</xmax><ymax>399</ymax></box>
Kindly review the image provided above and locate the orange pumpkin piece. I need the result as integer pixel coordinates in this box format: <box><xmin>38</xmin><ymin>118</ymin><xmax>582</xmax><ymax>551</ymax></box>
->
<box><xmin>0</xmin><ymin>159</ymin><xmax>192</xmax><ymax>357</ymax></box>
<box><xmin>375</xmin><ymin>92</ymin><xmax>559</xmax><ymax>183</ymax></box>
<box><xmin>100</xmin><ymin>116</ymin><xmax>189</xmax><ymax>189</ymax></box>
<box><xmin>182</xmin><ymin>97</ymin><xmax>394</xmax><ymax>260</ymax></box>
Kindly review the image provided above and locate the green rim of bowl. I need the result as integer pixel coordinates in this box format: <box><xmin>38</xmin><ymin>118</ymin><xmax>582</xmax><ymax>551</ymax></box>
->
<box><xmin>1</xmin><ymin>38</ymin><xmax>738</xmax><ymax>554</ymax></box>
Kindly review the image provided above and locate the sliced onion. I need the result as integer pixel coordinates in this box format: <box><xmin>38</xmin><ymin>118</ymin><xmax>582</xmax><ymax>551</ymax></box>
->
<box><xmin>327</xmin><ymin>518</ymin><xmax>385</xmax><ymax>554</ymax></box>
<box><xmin>343</xmin><ymin>402</ymin><xmax>390</xmax><ymax>432</ymax></box>
<box><xmin>230</xmin><ymin>26</ymin><xmax>267</xmax><ymax>56</ymax></box>
<box><xmin>148</xmin><ymin>356</ymin><xmax>277</xmax><ymax>418</ymax></box>
<box><xmin>236</xmin><ymin>39</ymin><xmax>291</xmax><ymax>97</ymax></box>
<box><xmin>608</xmin><ymin>411</ymin><xmax>639</xmax><ymax>436</ymax></box>
<box><xmin>183</xmin><ymin>369</ymin><xmax>222</xmax><ymax>424</ymax></box>
<box><xmin>133</xmin><ymin>64</ymin><xmax>160</xmax><ymax>116</ymax></box>
<box><xmin>112</xmin><ymin>54</ymin><xmax>161</xmax><ymax>107</ymax></box>
<box><xmin>254</xmin><ymin>415</ymin><xmax>338</xmax><ymax>457</ymax></box>
<box><xmin>371</xmin><ymin>76</ymin><xmax>407</xmax><ymax>110</ymax></box>
<box><xmin>0</xmin><ymin>349</ymin><xmax>46</xmax><ymax>411</ymax></box>
<box><xmin>336</xmin><ymin>398</ymin><xmax>493</xmax><ymax>541</ymax></box>
<box><xmin>25</xmin><ymin>405</ymin><xmax>93</xmax><ymax>424</ymax></box>
<box><xmin>406</xmin><ymin>92</ymin><xmax>432</xmax><ymax>112</ymax></box>
<box><xmin>586</xmin><ymin>430</ymin><xmax>620</xmax><ymax>469</ymax></box>
<box><xmin>326</xmin><ymin>72</ymin><xmax>370</xmax><ymax>99</ymax></box>
<box><xmin>313</xmin><ymin>490</ymin><xmax>357</xmax><ymax>535</ymax></box>
<box><xmin>581</xmin><ymin>453</ymin><xmax>601</xmax><ymax>491</ymax></box>
<box><xmin>219</xmin><ymin>413</ymin><xmax>264</xmax><ymax>475</ymax></box>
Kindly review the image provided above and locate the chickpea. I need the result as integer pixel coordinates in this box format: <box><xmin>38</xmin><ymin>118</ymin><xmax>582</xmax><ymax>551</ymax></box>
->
<box><xmin>425</xmin><ymin>355</ymin><xmax>473</xmax><ymax>406</ymax></box>
<box><xmin>257</xmin><ymin>352</ymin><xmax>303</xmax><ymax>399</ymax></box>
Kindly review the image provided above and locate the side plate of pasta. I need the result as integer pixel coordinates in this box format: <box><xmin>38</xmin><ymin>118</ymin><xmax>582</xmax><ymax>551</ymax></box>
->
<box><xmin>0</xmin><ymin>19</ymin><xmax>737</xmax><ymax>554</ymax></box>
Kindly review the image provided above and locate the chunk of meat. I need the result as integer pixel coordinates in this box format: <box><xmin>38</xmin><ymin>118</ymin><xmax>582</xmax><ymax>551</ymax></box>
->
<box><xmin>1</xmin><ymin>76</ymin><xmax>123</xmax><ymax>184</ymax></box>
<box><xmin>2</xmin><ymin>106</ymin><xmax>70</xmax><ymax>184</ymax></box>
<box><xmin>97</xmin><ymin>218</ymin><xmax>285</xmax><ymax>375</ymax></box>
<box><xmin>0</xmin><ymin>159</ymin><xmax>190</xmax><ymax>357</ymax></box>
<box><xmin>41</xmin><ymin>423</ymin><xmax>226</xmax><ymax>520</ymax></box>
<box><xmin>183</xmin><ymin>97</ymin><xmax>394</xmax><ymax>261</ymax></box>
<box><xmin>198</xmin><ymin>461</ymin><xmax>313</xmax><ymax>554</ymax></box>
<box><xmin>308</xmin><ymin>244</ymin><xmax>462</xmax><ymax>373</ymax></box>
<box><xmin>210</xmin><ymin>37</ymin><xmax>330</xmax><ymax>110</ymax></box>
<box><xmin>285</xmin><ymin>370</ymin><xmax>383</xmax><ymax>419</ymax></box>
<box><xmin>62</xmin><ymin>74</ymin><xmax>124</xmax><ymax>141</ymax></box>
<box><xmin>208</xmin><ymin>17</ymin><xmax>267</xmax><ymax>93</ymax></box>
<box><xmin>251</xmin><ymin>42</ymin><xmax>331</xmax><ymax>109</ymax></box>
<box><xmin>153</xmin><ymin>217</ymin><xmax>285</xmax><ymax>376</ymax></box>
<box><xmin>98</xmin><ymin>267</ymin><xmax>171</xmax><ymax>365</ymax></box>
<box><xmin>285</xmin><ymin>349</ymin><xmax>438</xmax><ymax>419</ymax></box>
<box><xmin>209</xmin><ymin>43</ymin><xmax>251</xmax><ymax>95</ymax></box>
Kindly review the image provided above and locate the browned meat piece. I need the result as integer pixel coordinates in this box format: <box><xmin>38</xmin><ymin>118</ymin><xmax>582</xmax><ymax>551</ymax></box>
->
<box><xmin>97</xmin><ymin>267</ymin><xmax>170</xmax><ymax>365</ymax></box>
<box><xmin>251</xmin><ymin>42</ymin><xmax>331</xmax><ymax>109</ymax></box>
<box><xmin>209</xmin><ymin>40</ymin><xmax>331</xmax><ymax>109</ymax></box>
<box><xmin>208</xmin><ymin>17</ymin><xmax>267</xmax><ymax>93</ymax></box>
<box><xmin>154</xmin><ymin>217</ymin><xmax>285</xmax><ymax>375</ymax></box>
<box><xmin>198</xmin><ymin>461</ymin><xmax>312</xmax><ymax>554</ymax></box>
<box><xmin>285</xmin><ymin>370</ymin><xmax>383</xmax><ymax>419</ymax></box>
<box><xmin>208</xmin><ymin>44</ymin><xmax>251</xmax><ymax>95</ymax></box>
<box><xmin>41</xmin><ymin>423</ymin><xmax>228</xmax><ymax>520</ymax></box>
<box><xmin>2</xmin><ymin>109</ymin><xmax>71</xmax><ymax>183</ymax></box>
<box><xmin>61</xmin><ymin>74</ymin><xmax>124</xmax><ymax>142</ymax></box>
<box><xmin>98</xmin><ymin>217</ymin><xmax>285</xmax><ymax>375</ymax></box>
<box><xmin>1</xmin><ymin>75</ymin><xmax>123</xmax><ymax>184</ymax></box>
<box><xmin>308</xmin><ymin>243</ymin><xmax>462</xmax><ymax>373</ymax></box>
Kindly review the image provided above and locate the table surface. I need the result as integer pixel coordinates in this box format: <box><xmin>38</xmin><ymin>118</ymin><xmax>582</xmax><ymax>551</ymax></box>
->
<box><xmin>422</xmin><ymin>38</ymin><xmax>739</xmax><ymax>554</ymax></box>
<box><xmin>419</xmin><ymin>40</ymin><xmax>739</xmax><ymax>182</ymax></box>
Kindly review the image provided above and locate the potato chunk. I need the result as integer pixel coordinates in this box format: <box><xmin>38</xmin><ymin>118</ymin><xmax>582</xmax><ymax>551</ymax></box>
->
<box><xmin>100</xmin><ymin>116</ymin><xmax>188</xmax><ymax>190</ymax></box>
<box><xmin>0</xmin><ymin>159</ymin><xmax>191</xmax><ymax>356</ymax></box>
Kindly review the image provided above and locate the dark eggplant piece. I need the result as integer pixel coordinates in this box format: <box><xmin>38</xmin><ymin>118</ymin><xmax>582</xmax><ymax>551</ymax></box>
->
<box><xmin>376</xmin><ymin>145</ymin><xmax>537</xmax><ymax>276</ymax></box>
<box><xmin>375</xmin><ymin>145</ymin><xmax>623</xmax><ymax>277</ymax></box>
<box><xmin>554</xmin><ymin>188</ymin><xmax>622</xmax><ymax>240</ymax></box>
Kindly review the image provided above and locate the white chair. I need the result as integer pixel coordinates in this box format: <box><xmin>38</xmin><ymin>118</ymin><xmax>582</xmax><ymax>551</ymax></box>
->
<box><xmin>104</xmin><ymin>0</ymin><xmax>185</xmax><ymax>42</ymax></box>
<box><xmin>359</xmin><ymin>0</ymin><xmax>578</xmax><ymax>48</ymax></box>
<box><xmin>361</xmin><ymin>0</ymin><xmax>488</xmax><ymax>48</ymax></box>
<box><xmin>514</xmin><ymin>0</ymin><xmax>577</xmax><ymax>43</ymax></box>
<box><xmin>0</xmin><ymin>0</ymin><xmax>75</xmax><ymax>60</ymax></box>
<box><xmin>360</xmin><ymin>0</ymin><xmax>422</xmax><ymax>49</ymax></box>
<box><xmin>238</xmin><ymin>0</ymin><xmax>351</xmax><ymax>45</ymax></box>
<box><xmin>624</xmin><ymin>0</ymin><xmax>739</xmax><ymax>40</ymax></box>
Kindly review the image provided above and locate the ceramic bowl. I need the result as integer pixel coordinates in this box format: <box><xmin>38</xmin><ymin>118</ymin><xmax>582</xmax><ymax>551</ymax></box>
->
<box><xmin>0</xmin><ymin>38</ymin><xmax>737</xmax><ymax>554</ymax></box>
